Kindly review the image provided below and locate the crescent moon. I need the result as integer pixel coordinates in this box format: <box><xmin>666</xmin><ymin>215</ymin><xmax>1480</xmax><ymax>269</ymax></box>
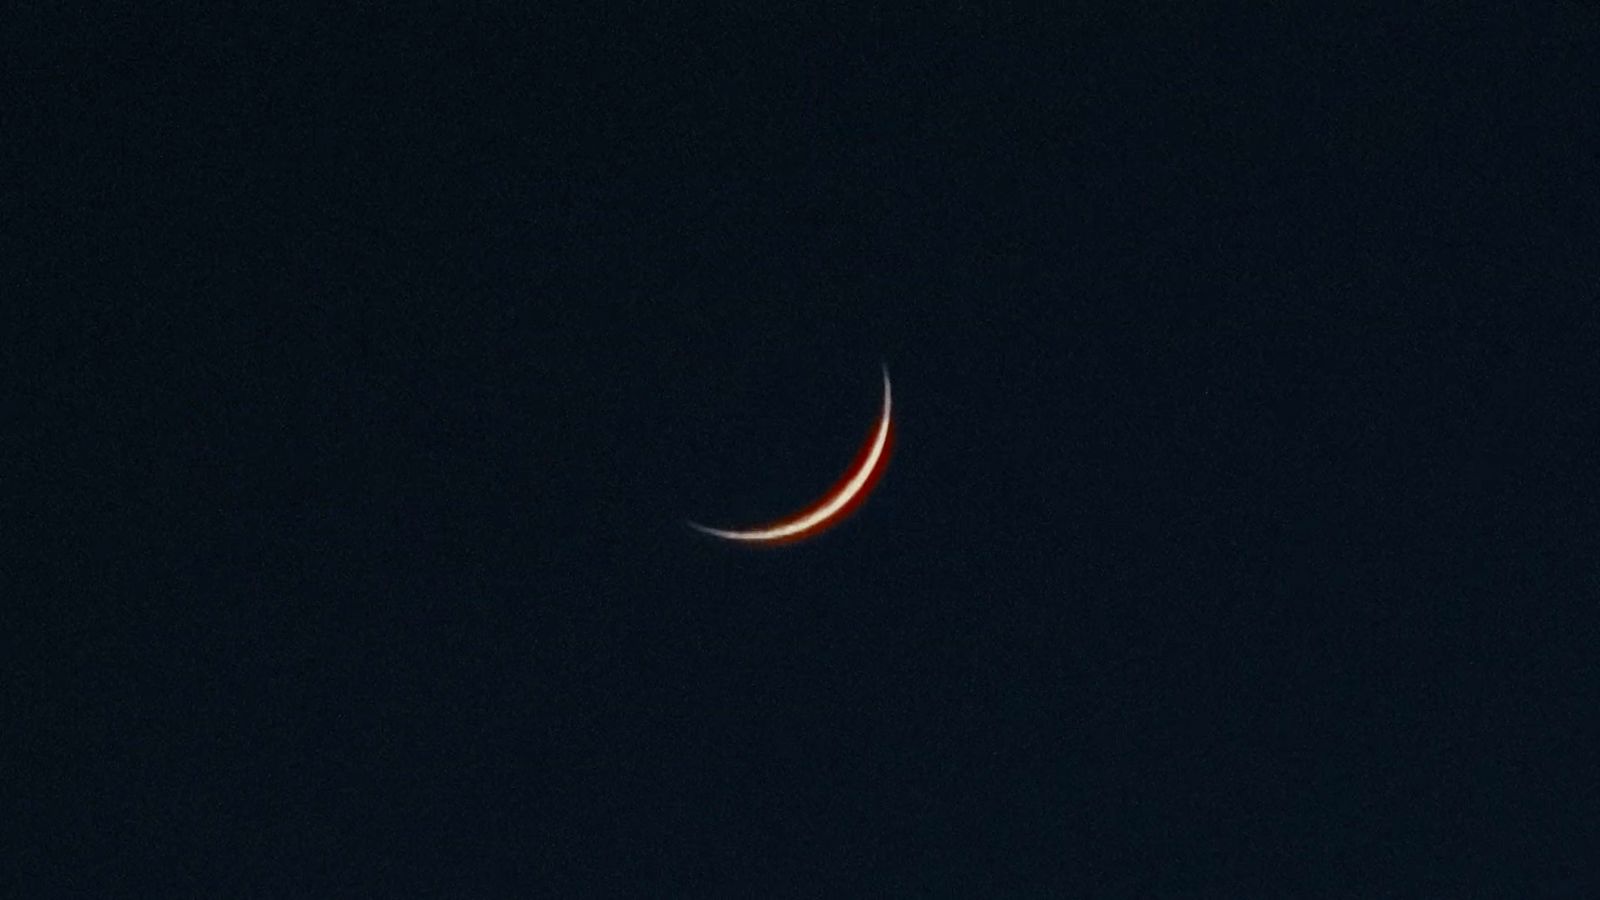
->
<box><xmin>688</xmin><ymin>365</ymin><xmax>894</xmax><ymax>544</ymax></box>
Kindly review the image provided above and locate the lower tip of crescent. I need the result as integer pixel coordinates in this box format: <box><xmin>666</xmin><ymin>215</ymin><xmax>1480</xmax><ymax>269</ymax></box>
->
<box><xmin>686</xmin><ymin>520</ymin><xmax>735</xmax><ymax>538</ymax></box>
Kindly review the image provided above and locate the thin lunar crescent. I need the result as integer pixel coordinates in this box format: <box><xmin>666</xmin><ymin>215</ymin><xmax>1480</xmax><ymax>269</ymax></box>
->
<box><xmin>688</xmin><ymin>365</ymin><xmax>893</xmax><ymax>544</ymax></box>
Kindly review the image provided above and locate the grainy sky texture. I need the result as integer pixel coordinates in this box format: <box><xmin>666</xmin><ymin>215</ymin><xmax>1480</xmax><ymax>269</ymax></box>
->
<box><xmin>15</xmin><ymin>3</ymin><xmax>1600</xmax><ymax>895</ymax></box>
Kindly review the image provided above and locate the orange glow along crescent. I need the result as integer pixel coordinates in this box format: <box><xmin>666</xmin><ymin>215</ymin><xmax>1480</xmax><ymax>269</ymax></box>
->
<box><xmin>688</xmin><ymin>366</ymin><xmax>894</xmax><ymax>544</ymax></box>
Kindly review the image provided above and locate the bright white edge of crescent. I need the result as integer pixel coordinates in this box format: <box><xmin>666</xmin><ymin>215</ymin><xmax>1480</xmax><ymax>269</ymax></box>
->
<box><xmin>688</xmin><ymin>365</ymin><xmax>892</xmax><ymax>542</ymax></box>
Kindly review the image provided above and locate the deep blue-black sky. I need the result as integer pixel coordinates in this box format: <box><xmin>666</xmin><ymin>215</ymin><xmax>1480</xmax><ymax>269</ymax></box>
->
<box><xmin>15</xmin><ymin>4</ymin><xmax>1600</xmax><ymax>895</ymax></box>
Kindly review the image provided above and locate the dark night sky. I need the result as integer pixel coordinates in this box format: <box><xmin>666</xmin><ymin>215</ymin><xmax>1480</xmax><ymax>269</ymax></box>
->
<box><xmin>14</xmin><ymin>3</ymin><xmax>1600</xmax><ymax>895</ymax></box>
